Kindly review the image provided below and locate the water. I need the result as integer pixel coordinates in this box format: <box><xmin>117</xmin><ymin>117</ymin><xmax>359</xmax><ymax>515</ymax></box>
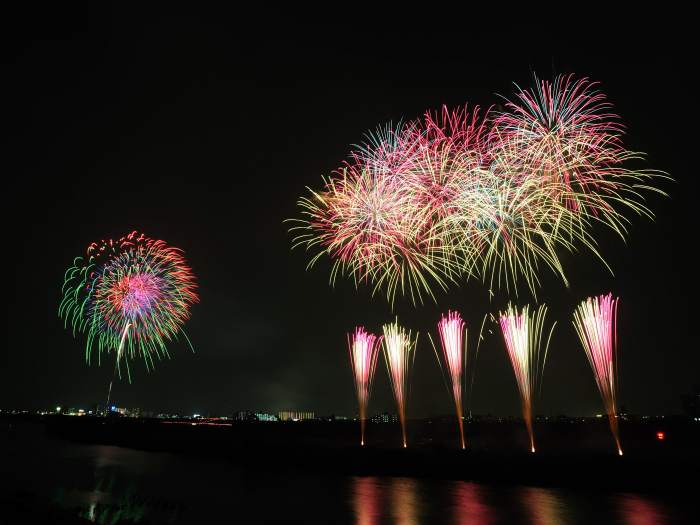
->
<box><xmin>0</xmin><ymin>422</ymin><xmax>692</xmax><ymax>524</ymax></box>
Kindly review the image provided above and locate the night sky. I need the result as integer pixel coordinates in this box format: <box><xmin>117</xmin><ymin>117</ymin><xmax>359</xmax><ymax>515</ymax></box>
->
<box><xmin>2</xmin><ymin>5</ymin><xmax>698</xmax><ymax>419</ymax></box>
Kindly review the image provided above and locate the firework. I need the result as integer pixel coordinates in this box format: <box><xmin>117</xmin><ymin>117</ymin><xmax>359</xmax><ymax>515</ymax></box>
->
<box><xmin>293</xmin><ymin>121</ymin><xmax>449</xmax><ymax>305</ymax></box>
<box><xmin>292</xmin><ymin>75</ymin><xmax>667</xmax><ymax>303</ymax></box>
<box><xmin>573</xmin><ymin>294</ymin><xmax>622</xmax><ymax>455</ymax></box>
<box><xmin>60</xmin><ymin>232</ymin><xmax>199</xmax><ymax>406</ymax></box>
<box><xmin>489</xmin><ymin>74</ymin><xmax>665</xmax><ymax>252</ymax></box>
<box><xmin>437</xmin><ymin>311</ymin><xmax>467</xmax><ymax>448</ymax></box>
<box><xmin>348</xmin><ymin>328</ymin><xmax>382</xmax><ymax>445</ymax></box>
<box><xmin>382</xmin><ymin>320</ymin><xmax>417</xmax><ymax>447</ymax></box>
<box><xmin>499</xmin><ymin>304</ymin><xmax>555</xmax><ymax>452</ymax></box>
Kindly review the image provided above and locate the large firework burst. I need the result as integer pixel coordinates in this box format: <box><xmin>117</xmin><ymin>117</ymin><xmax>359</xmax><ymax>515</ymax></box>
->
<box><xmin>60</xmin><ymin>231</ymin><xmax>199</xmax><ymax>384</ymax></box>
<box><xmin>292</xmin><ymin>75</ymin><xmax>667</xmax><ymax>303</ymax></box>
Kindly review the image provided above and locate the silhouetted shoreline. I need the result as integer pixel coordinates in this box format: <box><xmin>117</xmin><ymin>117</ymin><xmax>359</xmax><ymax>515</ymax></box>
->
<box><xmin>3</xmin><ymin>413</ymin><xmax>693</xmax><ymax>495</ymax></box>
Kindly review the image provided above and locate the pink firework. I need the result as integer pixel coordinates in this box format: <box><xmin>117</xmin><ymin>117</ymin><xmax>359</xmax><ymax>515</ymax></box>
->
<box><xmin>437</xmin><ymin>311</ymin><xmax>467</xmax><ymax>449</ymax></box>
<box><xmin>499</xmin><ymin>304</ymin><xmax>555</xmax><ymax>452</ymax></box>
<box><xmin>573</xmin><ymin>294</ymin><xmax>623</xmax><ymax>455</ymax></box>
<box><xmin>382</xmin><ymin>320</ymin><xmax>417</xmax><ymax>447</ymax></box>
<box><xmin>348</xmin><ymin>328</ymin><xmax>382</xmax><ymax>445</ymax></box>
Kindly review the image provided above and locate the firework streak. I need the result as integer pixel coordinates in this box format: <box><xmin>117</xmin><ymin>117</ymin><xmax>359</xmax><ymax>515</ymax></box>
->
<box><xmin>437</xmin><ymin>311</ymin><xmax>467</xmax><ymax>448</ymax></box>
<box><xmin>293</xmin><ymin>75</ymin><xmax>667</xmax><ymax>303</ymax></box>
<box><xmin>60</xmin><ymin>232</ymin><xmax>199</xmax><ymax>405</ymax></box>
<box><xmin>382</xmin><ymin>320</ymin><xmax>417</xmax><ymax>447</ymax></box>
<box><xmin>348</xmin><ymin>328</ymin><xmax>382</xmax><ymax>445</ymax></box>
<box><xmin>573</xmin><ymin>294</ymin><xmax>623</xmax><ymax>455</ymax></box>
<box><xmin>499</xmin><ymin>304</ymin><xmax>555</xmax><ymax>452</ymax></box>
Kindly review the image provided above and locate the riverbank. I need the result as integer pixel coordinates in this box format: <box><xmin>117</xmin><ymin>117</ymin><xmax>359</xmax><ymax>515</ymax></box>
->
<box><xmin>20</xmin><ymin>414</ymin><xmax>697</xmax><ymax>495</ymax></box>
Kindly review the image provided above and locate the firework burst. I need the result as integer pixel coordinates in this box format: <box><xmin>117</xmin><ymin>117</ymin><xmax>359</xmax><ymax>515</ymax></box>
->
<box><xmin>573</xmin><ymin>294</ymin><xmax>623</xmax><ymax>455</ymax></box>
<box><xmin>499</xmin><ymin>304</ymin><xmax>555</xmax><ymax>452</ymax></box>
<box><xmin>60</xmin><ymin>232</ymin><xmax>198</xmax><ymax>406</ymax></box>
<box><xmin>294</xmin><ymin>122</ymin><xmax>447</xmax><ymax>305</ymax></box>
<box><xmin>489</xmin><ymin>74</ymin><xmax>666</xmax><ymax>257</ymax></box>
<box><xmin>382</xmin><ymin>320</ymin><xmax>417</xmax><ymax>447</ymax></box>
<box><xmin>348</xmin><ymin>328</ymin><xmax>382</xmax><ymax>445</ymax></box>
<box><xmin>292</xmin><ymin>75</ymin><xmax>667</xmax><ymax>303</ymax></box>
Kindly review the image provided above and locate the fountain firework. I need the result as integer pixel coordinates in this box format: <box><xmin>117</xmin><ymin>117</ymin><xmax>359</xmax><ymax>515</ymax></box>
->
<box><xmin>348</xmin><ymin>328</ymin><xmax>382</xmax><ymax>445</ymax></box>
<box><xmin>382</xmin><ymin>320</ymin><xmax>417</xmax><ymax>447</ymax></box>
<box><xmin>499</xmin><ymin>304</ymin><xmax>555</xmax><ymax>452</ymax></box>
<box><xmin>573</xmin><ymin>294</ymin><xmax>623</xmax><ymax>455</ymax></box>
<box><xmin>437</xmin><ymin>311</ymin><xmax>467</xmax><ymax>449</ymax></box>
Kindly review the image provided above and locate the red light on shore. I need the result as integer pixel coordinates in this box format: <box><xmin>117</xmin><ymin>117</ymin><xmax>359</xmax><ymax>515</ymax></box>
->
<box><xmin>657</xmin><ymin>432</ymin><xmax>664</xmax><ymax>440</ymax></box>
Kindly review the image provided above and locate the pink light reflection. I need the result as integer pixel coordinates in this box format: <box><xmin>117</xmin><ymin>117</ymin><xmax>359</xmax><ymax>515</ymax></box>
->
<box><xmin>351</xmin><ymin>476</ymin><xmax>381</xmax><ymax>525</ymax></box>
<box><xmin>451</xmin><ymin>480</ymin><xmax>496</xmax><ymax>525</ymax></box>
<box><xmin>616</xmin><ymin>493</ymin><xmax>668</xmax><ymax>525</ymax></box>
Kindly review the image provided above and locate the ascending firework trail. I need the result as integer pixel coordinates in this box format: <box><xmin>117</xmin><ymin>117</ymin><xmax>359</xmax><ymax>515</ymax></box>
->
<box><xmin>60</xmin><ymin>232</ymin><xmax>199</xmax><ymax>409</ymax></box>
<box><xmin>499</xmin><ymin>304</ymin><xmax>556</xmax><ymax>453</ymax></box>
<box><xmin>574</xmin><ymin>294</ymin><xmax>623</xmax><ymax>456</ymax></box>
<box><xmin>382</xmin><ymin>320</ymin><xmax>417</xmax><ymax>448</ymax></box>
<box><xmin>347</xmin><ymin>328</ymin><xmax>382</xmax><ymax>445</ymax></box>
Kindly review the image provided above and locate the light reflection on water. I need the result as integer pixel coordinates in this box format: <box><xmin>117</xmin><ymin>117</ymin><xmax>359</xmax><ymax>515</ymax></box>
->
<box><xmin>0</xmin><ymin>424</ymin><xmax>690</xmax><ymax>524</ymax></box>
<box><xmin>353</xmin><ymin>477</ymin><xmax>381</xmax><ymax>525</ymax></box>
<box><xmin>349</xmin><ymin>476</ymin><xmax>685</xmax><ymax>525</ymax></box>
<box><xmin>616</xmin><ymin>493</ymin><xmax>668</xmax><ymax>525</ymax></box>
<box><xmin>451</xmin><ymin>481</ymin><xmax>496</xmax><ymax>525</ymax></box>
<box><xmin>520</xmin><ymin>486</ymin><xmax>570</xmax><ymax>525</ymax></box>
<box><xmin>390</xmin><ymin>478</ymin><xmax>421</xmax><ymax>525</ymax></box>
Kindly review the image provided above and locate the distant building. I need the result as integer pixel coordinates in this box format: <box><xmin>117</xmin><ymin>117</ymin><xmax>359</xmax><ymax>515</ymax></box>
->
<box><xmin>255</xmin><ymin>413</ymin><xmax>278</xmax><ymax>422</ymax></box>
<box><xmin>334</xmin><ymin>415</ymin><xmax>347</xmax><ymax>420</ymax></box>
<box><xmin>371</xmin><ymin>412</ymin><xmax>398</xmax><ymax>423</ymax></box>
<box><xmin>278</xmin><ymin>412</ymin><xmax>314</xmax><ymax>421</ymax></box>
<box><xmin>234</xmin><ymin>411</ymin><xmax>259</xmax><ymax>421</ymax></box>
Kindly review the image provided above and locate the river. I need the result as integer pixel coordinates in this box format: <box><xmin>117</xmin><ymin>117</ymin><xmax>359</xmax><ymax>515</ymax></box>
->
<box><xmin>0</xmin><ymin>421</ymin><xmax>692</xmax><ymax>524</ymax></box>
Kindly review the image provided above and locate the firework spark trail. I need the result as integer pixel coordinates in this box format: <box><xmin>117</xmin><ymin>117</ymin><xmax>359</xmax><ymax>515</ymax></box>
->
<box><xmin>437</xmin><ymin>311</ymin><xmax>467</xmax><ymax>449</ymax></box>
<box><xmin>292</xmin><ymin>75</ymin><xmax>667</xmax><ymax>303</ymax></box>
<box><xmin>573</xmin><ymin>294</ymin><xmax>623</xmax><ymax>455</ymax></box>
<box><xmin>382</xmin><ymin>320</ymin><xmax>417</xmax><ymax>448</ymax></box>
<box><xmin>499</xmin><ymin>304</ymin><xmax>555</xmax><ymax>452</ymax></box>
<box><xmin>348</xmin><ymin>328</ymin><xmax>382</xmax><ymax>445</ymax></box>
<box><xmin>60</xmin><ymin>232</ymin><xmax>199</xmax><ymax>404</ymax></box>
<box><xmin>106</xmin><ymin>323</ymin><xmax>131</xmax><ymax>409</ymax></box>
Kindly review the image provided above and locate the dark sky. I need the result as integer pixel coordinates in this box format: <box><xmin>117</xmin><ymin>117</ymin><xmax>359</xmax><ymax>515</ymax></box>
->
<box><xmin>2</xmin><ymin>4</ymin><xmax>697</xmax><ymax>418</ymax></box>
